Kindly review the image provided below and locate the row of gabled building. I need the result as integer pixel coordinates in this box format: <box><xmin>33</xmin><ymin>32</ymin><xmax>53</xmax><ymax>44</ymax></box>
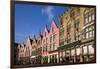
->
<box><xmin>14</xmin><ymin>6</ymin><xmax>96</xmax><ymax>65</ymax></box>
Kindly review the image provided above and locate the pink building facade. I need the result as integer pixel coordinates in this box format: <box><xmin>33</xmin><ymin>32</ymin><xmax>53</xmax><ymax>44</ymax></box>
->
<box><xmin>17</xmin><ymin>20</ymin><xmax>60</xmax><ymax>64</ymax></box>
<box><xmin>25</xmin><ymin>37</ymin><xmax>33</xmax><ymax>58</ymax></box>
<box><xmin>48</xmin><ymin>20</ymin><xmax>59</xmax><ymax>63</ymax></box>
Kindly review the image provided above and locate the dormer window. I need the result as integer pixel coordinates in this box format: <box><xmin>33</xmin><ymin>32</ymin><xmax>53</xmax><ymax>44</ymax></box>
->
<box><xmin>52</xmin><ymin>27</ymin><xmax>54</xmax><ymax>33</ymax></box>
<box><xmin>70</xmin><ymin>8</ymin><xmax>75</xmax><ymax>18</ymax></box>
<box><xmin>45</xmin><ymin>32</ymin><xmax>46</xmax><ymax>36</ymax></box>
<box><xmin>60</xmin><ymin>17</ymin><xmax>63</xmax><ymax>27</ymax></box>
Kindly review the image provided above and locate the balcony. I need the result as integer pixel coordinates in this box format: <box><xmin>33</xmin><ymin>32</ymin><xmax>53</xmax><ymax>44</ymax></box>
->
<box><xmin>57</xmin><ymin>40</ymin><xmax>81</xmax><ymax>51</ymax></box>
<box><xmin>82</xmin><ymin>37</ymin><xmax>94</xmax><ymax>44</ymax></box>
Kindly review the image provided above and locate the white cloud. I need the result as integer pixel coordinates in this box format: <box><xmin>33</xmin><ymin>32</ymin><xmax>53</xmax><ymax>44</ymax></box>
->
<box><xmin>15</xmin><ymin>32</ymin><xmax>34</xmax><ymax>37</ymax></box>
<box><xmin>42</xmin><ymin>6</ymin><xmax>54</xmax><ymax>21</ymax></box>
<box><xmin>15</xmin><ymin>32</ymin><xmax>28</xmax><ymax>37</ymax></box>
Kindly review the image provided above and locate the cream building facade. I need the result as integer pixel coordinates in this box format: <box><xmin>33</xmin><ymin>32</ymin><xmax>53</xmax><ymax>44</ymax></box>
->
<box><xmin>58</xmin><ymin>6</ymin><xmax>95</xmax><ymax>63</ymax></box>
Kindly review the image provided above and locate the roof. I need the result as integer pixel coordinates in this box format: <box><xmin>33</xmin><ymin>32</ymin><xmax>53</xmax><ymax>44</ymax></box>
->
<box><xmin>14</xmin><ymin>43</ymin><xmax>19</xmax><ymax>48</ymax></box>
<box><xmin>29</xmin><ymin>38</ymin><xmax>33</xmax><ymax>45</ymax></box>
<box><xmin>52</xmin><ymin>18</ymin><xmax>58</xmax><ymax>28</ymax></box>
<box><xmin>46</xmin><ymin>24</ymin><xmax>49</xmax><ymax>32</ymax></box>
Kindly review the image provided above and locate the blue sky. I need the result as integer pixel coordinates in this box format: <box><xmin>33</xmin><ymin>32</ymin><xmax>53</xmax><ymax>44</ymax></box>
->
<box><xmin>15</xmin><ymin>3</ymin><xmax>68</xmax><ymax>43</ymax></box>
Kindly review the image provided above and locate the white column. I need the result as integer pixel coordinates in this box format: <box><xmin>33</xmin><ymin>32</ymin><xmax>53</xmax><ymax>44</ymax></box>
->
<box><xmin>57</xmin><ymin>54</ymin><xmax>59</xmax><ymax>63</ymax></box>
<box><xmin>48</xmin><ymin>55</ymin><xmax>50</xmax><ymax>63</ymax></box>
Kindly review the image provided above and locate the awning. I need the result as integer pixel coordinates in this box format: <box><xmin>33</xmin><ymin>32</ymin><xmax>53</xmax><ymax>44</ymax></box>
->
<box><xmin>30</xmin><ymin>56</ymin><xmax>36</xmax><ymax>58</ymax></box>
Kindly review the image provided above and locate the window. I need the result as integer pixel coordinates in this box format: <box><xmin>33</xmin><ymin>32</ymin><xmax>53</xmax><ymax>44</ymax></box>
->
<box><xmin>53</xmin><ymin>43</ymin><xmax>56</xmax><ymax>50</ymax></box>
<box><xmin>43</xmin><ymin>46</ymin><xmax>45</xmax><ymax>52</ymax></box>
<box><xmin>60</xmin><ymin>52</ymin><xmax>63</xmax><ymax>58</ymax></box>
<box><xmin>53</xmin><ymin>34</ymin><xmax>56</xmax><ymax>42</ymax></box>
<box><xmin>50</xmin><ymin>44</ymin><xmax>53</xmax><ymax>51</ymax></box>
<box><xmin>51</xmin><ymin>45</ymin><xmax>53</xmax><ymax>51</ymax></box>
<box><xmin>61</xmin><ymin>28</ymin><xmax>64</xmax><ymax>37</ymax></box>
<box><xmin>45</xmin><ymin>32</ymin><xmax>46</xmax><ymax>36</ymax></box>
<box><xmin>67</xmin><ymin>38</ymin><xmax>71</xmax><ymax>44</ymax></box>
<box><xmin>45</xmin><ymin>46</ymin><xmax>46</xmax><ymax>52</ymax></box>
<box><xmin>84</xmin><ymin>9</ymin><xmax>95</xmax><ymax>25</ymax></box>
<box><xmin>50</xmin><ymin>36</ymin><xmax>52</xmax><ymax>43</ymax></box>
<box><xmin>88</xmin><ymin>44</ymin><xmax>94</xmax><ymax>54</ymax></box>
<box><xmin>43</xmin><ymin>39</ymin><xmax>45</xmax><ymax>44</ymax></box>
<box><xmin>89</xmin><ymin>31</ymin><xmax>92</xmax><ymax>37</ymax></box>
<box><xmin>89</xmin><ymin>13</ymin><xmax>92</xmax><ymax>22</ymax></box>
<box><xmin>71</xmin><ymin>49</ymin><xmax>75</xmax><ymax>56</ymax></box>
<box><xmin>70</xmin><ymin>9</ymin><xmax>75</xmax><ymax>18</ymax></box>
<box><xmin>32</xmin><ymin>46</ymin><xmax>34</xmax><ymax>49</ymax></box>
<box><xmin>86</xmin><ymin>32</ymin><xmax>88</xmax><ymax>38</ymax></box>
<box><xmin>60</xmin><ymin>39</ymin><xmax>64</xmax><ymax>46</ymax></box>
<box><xmin>67</xmin><ymin>24</ymin><xmax>71</xmax><ymax>33</ymax></box>
<box><xmin>67</xmin><ymin>34</ymin><xmax>71</xmax><ymax>43</ymax></box>
<box><xmin>75</xmin><ymin>32</ymin><xmax>80</xmax><ymax>41</ymax></box>
<box><xmin>76</xmin><ymin>48</ymin><xmax>81</xmax><ymax>55</ymax></box>
<box><xmin>76</xmin><ymin>8</ymin><xmax>80</xmax><ymax>16</ymax></box>
<box><xmin>46</xmin><ymin>45</ymin><xmax>47</xmax><ymax>52</ymax></box>
<box><xmin>50</xmin><ymin>44</ymin><xmax>51</xmax><ymax>51</ymax></box>
<box><xmin>66</xmin><ymin>51</ymin><xmax>70</xmax><ymax>56</ymax></box>
<box><xmin>47</xmin><ymin>46</ymin><xmax>49</xmax><ymax>51</ymax></box>
<box><xmin>60</xmin><ymin>17</ymin><xmax>63</xmax><ymax>26</ymax></box>
<box><xmin>83</xmin><ymin>46</ymin><xmax>87</xmax><ymax>54</ymax></box>
<box><xmin>63</xmin><ymin>51</ymin><xmax>65</xmax><ymax>57</ymax></box>
<box><xmin>77</xmin><ymin>8</ymin><xmax>80</xmax><ymax>13</ymax></box>
<box><xmin>46</xmin><ymin>38</ymin><xmax>47</xmax><ymax>45</ymax></box>
<box><xmin>92</xmin><ymin>12</ymin><xmax>95</xmax><ymax>20</ymax></box>
<box><xmin>84</xmin><ymin>26</ymin><xmax>94</xmax><ymax>39</ymax></box>
<box><xmin>52</xmin><ymin>27</ymin><xmax>54</xmax><ymax>33</ymax></box>
<box><xmin>75</xmin><ymin>19</ymin><xmax>80</xmax><ymax>30</ymax></box>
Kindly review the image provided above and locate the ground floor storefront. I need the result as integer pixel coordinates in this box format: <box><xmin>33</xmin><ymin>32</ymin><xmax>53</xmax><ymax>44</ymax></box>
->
<box><xmin>48</xmin><ymin>51</ymin><xmax>59</xmax><ymax>64</ymax></box>
<box><xmin>18</xmin><ymin>40</ymin><xmax>95</xmax><ymax>65</ymax></box>
<box><xmin>18</xmin><ymin>57</ymin><xmax>31</xmax><ymax>65</ymax></box>
<box><xmin>57</xmin><ymin>40</ymin><xmax>95</xmax><ymax>63</ymax></box>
